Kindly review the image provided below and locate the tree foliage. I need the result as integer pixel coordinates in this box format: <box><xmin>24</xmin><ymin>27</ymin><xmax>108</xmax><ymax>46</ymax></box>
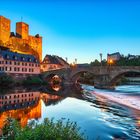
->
<box><xmin>23</xmin><ymin>76</ymin><xmax>43</xmax><ymax>85</ymax></box>
<box><xmin>1</xmin><ymin>118</ymin><xmax>86</xmax><ymax>140</ymax></box>
<box><xmin>0</xmin><ymin>73</ymin><xmax>15</xmax><ymax>87</ymax></box>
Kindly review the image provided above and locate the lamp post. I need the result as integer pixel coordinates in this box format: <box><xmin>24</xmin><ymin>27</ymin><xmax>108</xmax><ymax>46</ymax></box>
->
<box><xmin>75</xmin><ymin>58</ymin><xmax>77</xmax><ymax>64</ymax></box>
<box><xmin>99</xmin><ymin>53</ymin><xmax>103</xmax><ymax>66</ymax></box>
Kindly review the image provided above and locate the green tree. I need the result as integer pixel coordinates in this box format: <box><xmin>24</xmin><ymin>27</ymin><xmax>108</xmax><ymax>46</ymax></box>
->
<box><xmin>0</xmin><ymin>73</ymin><xmax>15</xmax><ymax>87</ymax></box>
<box><xmin>2</xmin><ymin>118</ymin><xmax>86</xmax><ymax>140</ymax></box>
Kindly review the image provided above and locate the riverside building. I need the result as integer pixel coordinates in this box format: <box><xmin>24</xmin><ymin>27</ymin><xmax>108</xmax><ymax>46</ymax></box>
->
<box><xmin>0</xmin><ymin>49</ymin><xmax>40</xmax><ymax>78</ymax></box>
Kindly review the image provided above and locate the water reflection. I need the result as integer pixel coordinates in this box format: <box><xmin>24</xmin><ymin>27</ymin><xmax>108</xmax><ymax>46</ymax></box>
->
<box><xmin>0</xmin><ymin>86</ymin><xmax>65</xmax><ymax>134</ymax></box>
<box><xmin>0</xmin><ymin>84</ymin><xmax>140</xmax><ymax>139</ymax></box>
<box><xmin>0</xmin><ymin>92</ymin><xmax>41</xmax><ymax>133</ymax></box>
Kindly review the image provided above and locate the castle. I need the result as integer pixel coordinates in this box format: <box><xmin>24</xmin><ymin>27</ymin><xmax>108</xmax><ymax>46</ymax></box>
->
<box><xmin>0</xmin><ymin>16</ymin><xmax>42</xmax><ymax>62</ymax></box>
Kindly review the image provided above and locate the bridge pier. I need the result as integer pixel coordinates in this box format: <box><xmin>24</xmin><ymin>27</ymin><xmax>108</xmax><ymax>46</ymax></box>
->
<box><xmin>94</xmin><ymin>84</ymin><xmax>115</xmax><ymax>90</ymax></box>
<box><xmin>94</xmin><ymin>74</ymin><xmax>115</xmax><ymax>90</ymax></box>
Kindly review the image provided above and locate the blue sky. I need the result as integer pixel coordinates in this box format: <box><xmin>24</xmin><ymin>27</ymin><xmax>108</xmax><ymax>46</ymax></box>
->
<box><xmin>0</xmin><ymin>0</ymin><xmax>140</xmax><ymax>63</ymax></box>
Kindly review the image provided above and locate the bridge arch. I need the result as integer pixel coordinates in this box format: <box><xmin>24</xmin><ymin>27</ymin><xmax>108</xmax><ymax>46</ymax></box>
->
<box><xmin>71</xmin><ymin>70</ymin><xmax>95</xmax><ymax>84</ymax></box>
<box><xmin>110</xmin><ymin>70</ymin><xmax>140</xmax><ymax>87</ymax></box>
<box><xmin>43</xmin><ymin>73</ymin><xmax>64</xmax><ymax>85</ymax></box>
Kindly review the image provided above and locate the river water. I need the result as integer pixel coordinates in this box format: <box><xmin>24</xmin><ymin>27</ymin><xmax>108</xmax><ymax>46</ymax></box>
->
<box><xmin>0</xmin><ymin>84</ymin><xmax>140</xmax><ymax>140</ymax></box>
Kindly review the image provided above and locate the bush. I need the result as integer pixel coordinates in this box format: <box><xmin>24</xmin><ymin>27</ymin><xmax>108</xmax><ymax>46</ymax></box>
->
<box><xmin>1</xmin><ymin>118</ymin><xmax>86</xmax><ymax>140</ymax></box>
<box><xmin>23</xmin><ymin>76</ymin><xmax>43</xmax><ymax>85</ymax></box>
<box><xmin>0</xmin><ymin>73</ymin><xmax>15</xmax><ymax>87</ymax></box>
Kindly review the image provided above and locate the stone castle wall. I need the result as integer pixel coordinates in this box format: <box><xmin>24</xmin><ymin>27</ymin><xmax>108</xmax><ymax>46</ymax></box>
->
<box><xmin>0</xmin><ymin>16</ymin><xmax>42</xmax><ymax>61</ymax></box>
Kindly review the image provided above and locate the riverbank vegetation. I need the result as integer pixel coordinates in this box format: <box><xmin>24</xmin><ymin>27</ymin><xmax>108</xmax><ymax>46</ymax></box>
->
<box><xmin>0</xmin><ymin>74</ymin><xmax>48</xmax><ymax>88</ymax></box>
<box><xmin>0</xmin><ymin>73</ymin><xmax>15</xmax><ymax>87</ymax></box>
<box><xmin>22</xmin><ymin>75</ymin><xmax>43</xmax><ymax>86</ymax></box>
<box><xmin>1</xmin><ymin>118</ymin><xmax>86</xmax><ymax>140</ymax></box>
<box><xmin>90</xmin><ymin>54</ymin><xmax>140</xmax><ymax>66</ymax></box>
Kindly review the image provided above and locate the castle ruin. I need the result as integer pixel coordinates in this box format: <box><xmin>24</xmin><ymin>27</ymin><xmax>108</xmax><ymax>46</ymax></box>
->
<box><xmin>0</xmin><ymin>16</ymin><xmax>42</xmax><ymax>61</ymax></box>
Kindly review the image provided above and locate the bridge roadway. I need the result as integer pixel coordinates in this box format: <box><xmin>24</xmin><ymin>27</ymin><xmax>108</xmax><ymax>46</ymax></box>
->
<box><xmin>41</xmin><ymin>66</ymin><xmax>140</xmax><ymax>89</ymax></box>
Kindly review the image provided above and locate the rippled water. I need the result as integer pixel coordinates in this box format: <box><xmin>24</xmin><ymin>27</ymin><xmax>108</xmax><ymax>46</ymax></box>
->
<box><xmin>0</xmin><ymin>85</ymin><xmax>140</xmax><ymax>140</ymax></box>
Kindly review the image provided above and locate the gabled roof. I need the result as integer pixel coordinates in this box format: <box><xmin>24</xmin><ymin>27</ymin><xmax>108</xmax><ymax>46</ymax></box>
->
<box><xmin>42</xmin><ymin>55</ymin><xmax>62</xmax><ymax>65</ymax></box>
<box><xmin>107</xmin><ymin>52</ymin><xmax>121</xmax><ymax>56</ymax></box>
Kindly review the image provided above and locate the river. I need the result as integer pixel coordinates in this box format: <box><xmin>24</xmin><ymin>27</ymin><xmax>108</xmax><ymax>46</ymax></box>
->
<box><xmin>0</xmin><ymin>84</ymin><xmax>140</xmax><ymax>140</ymax></box>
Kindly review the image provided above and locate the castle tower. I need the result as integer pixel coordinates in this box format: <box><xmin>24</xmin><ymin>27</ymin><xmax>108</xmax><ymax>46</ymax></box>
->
<box><xmin>0</xmin><ymin>16</ymin><xmax>10</xmax><ymax>44</ymax></box>
<box><xmin>16</xmin><ymin>22</ymin><xmax>29</xmax><ymax>39</ymax></box>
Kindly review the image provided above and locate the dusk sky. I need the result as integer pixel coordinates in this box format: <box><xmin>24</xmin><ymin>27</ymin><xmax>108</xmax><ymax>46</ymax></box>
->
<box><xmin>0</xmin><ymin>0</ymin><xmax>140</xmax><ymax>63</ymax></box>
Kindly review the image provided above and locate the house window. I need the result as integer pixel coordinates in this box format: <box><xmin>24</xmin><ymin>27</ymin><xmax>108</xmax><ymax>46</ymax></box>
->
<box><xmin>5</xmin><ymin>67</ymin><xmax>7</xmax><ymax>71</ymax></box>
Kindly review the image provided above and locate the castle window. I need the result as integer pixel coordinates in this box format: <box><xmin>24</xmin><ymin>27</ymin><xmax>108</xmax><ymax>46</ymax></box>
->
<box><xmin>5</xmin><ymin>61</ymin><xmax>8</xmax><ymax>64</ymax></box>
<box><xmin>10</xmin><ymin>61</ymin><xmax>12</xmax><ymax>65</ymax></box>
<box><xmin>14</xmin><ymin>62</ymin><xmax>16</xmax><ymax>65</ymax></box>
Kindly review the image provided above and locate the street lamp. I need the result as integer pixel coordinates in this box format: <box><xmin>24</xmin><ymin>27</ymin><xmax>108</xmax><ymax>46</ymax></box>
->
<box><xmin>99</xmin><ymin>53</ymin><xmax>103</xmax><ymax>66</ymax></box>
<box><xmin>108</xmin><ymin>59</ymin><xmax>113</xmax><ymax>66</ymax></box>
<box><xmin>75</xmin><ymin>58</ymin><xmax>77</xmax><ymax>64</ymax></box>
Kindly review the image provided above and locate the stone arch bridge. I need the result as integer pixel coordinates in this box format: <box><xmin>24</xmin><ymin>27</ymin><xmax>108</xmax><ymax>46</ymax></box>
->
<box><xmin>41</xmin><ymin>66</ymin><xmax>140</xmax><ymax>89</ymax></box>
